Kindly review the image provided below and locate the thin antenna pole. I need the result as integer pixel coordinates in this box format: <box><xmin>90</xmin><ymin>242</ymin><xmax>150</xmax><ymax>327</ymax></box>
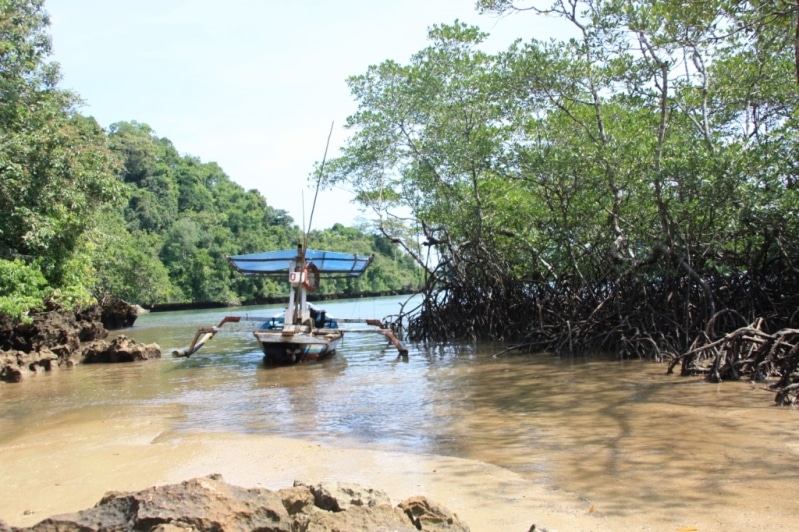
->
<box><xmin>301</xmin><ymin>189</ymin><xmax>306</xmax><ymax>237</ymax></box>
<box><xmin>305</xmin><ymin>121</ymin><xmax>335</xmax><ymax>248</ymax></box>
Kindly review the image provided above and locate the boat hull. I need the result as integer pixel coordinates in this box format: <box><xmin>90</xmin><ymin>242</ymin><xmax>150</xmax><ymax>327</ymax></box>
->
<box><xmin>254</xmin><ymin>329</ymin><xmax>343</xmax><ymax>365</ymax></box>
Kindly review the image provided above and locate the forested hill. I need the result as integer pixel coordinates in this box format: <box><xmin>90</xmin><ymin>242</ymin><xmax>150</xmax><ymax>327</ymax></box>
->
<box><xmin>0</xmin><ymin>1</ymin><xmax>421</xmax><ymax>318</ymax></box>
<box><xmin>95</xmin><ymin>121</ymin><xmax>423</xmax><ymax>307</ymax></box>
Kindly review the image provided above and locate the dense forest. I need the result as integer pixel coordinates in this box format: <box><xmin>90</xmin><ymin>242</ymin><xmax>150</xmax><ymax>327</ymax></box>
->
<box><xmin>0</xmin><ymin>0</ymin><xmax>422</xmax><ymax>320</ymax></box>
<box><xmin>98</xmin><ymin>120</ymin><xmax>422</xmax><ymax>305</ymax></box>
<box><xmin>322</xmin><ymin>1</ymin><xmax>799</xmax><ymax>403</ymax></box>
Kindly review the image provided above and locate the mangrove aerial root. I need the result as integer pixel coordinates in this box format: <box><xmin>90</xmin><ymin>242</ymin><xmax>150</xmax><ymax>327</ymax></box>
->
<box><xmin>670</xmin><ymin>320</ymin><xmax>799</xmax><ymax>405</ymax></box>
<box><xmin>401</xmin><ymin>233</ymin><xmax>799</xmax><ymax>405</ymax></box>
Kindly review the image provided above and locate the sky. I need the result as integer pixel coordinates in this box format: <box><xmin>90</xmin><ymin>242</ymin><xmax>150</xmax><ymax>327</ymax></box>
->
<box><xmin>45</xmin><ymin>0</ymin><xmax>561</xmax><ymax>230</ymax></box>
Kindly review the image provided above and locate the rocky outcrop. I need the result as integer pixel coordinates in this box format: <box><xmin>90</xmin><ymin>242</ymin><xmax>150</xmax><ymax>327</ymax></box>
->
<box><xmin>0</xmin><ymin>299</ymin><xmax>160</xmax><ymax>382</ymax></box>
<box><xmin>4</xmin><ymin>475</ymin><xmax>469</xmax><ymax>532</ymax></box>
<box><xmin>302</xmin><ymin>480</ymin><xmax>392</xmax><ymax>511</ymax></box>
<box><xmin>0</xmin><ymin>310</ymin><xmax>100</xmax><ymax>356</ymax></box>
<box><xmin>0</xmin><ymin>348</ymin><xmax>61</xmax><ymax>382</ymax></box>
<box><xmin>81</xmin><ymin>335</ymin><xmax>161</xmax><ymax>364</ymax></box>
<box><xmin>399</xmin><ymin>495</ymin><xmax>472</xmax><ymax>530</ymax></box>
<box><xmin>98</xmin><ymin>297</ymin><xmax>139</xmax><ymax>330</ymax></box>
<box><xmin>0</xmin><ymin>310</ymin><xmax>100</xmax><ymax>382</ymax></box>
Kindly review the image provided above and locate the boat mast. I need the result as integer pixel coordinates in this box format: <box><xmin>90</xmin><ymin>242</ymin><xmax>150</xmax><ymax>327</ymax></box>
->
<box><xmin>286</xmin><ymin>240</ymin><xmax>309</xmax><ymax>328</ymax></box>
<box><xmin>297</xmin><ymin>240</ymin><xmax>308</xmax><ymax>321</ymax></box>
<box><xmin>287</xmin><ymin>121</ymin><xmax>333</xmax><ymax>330</ymax></box>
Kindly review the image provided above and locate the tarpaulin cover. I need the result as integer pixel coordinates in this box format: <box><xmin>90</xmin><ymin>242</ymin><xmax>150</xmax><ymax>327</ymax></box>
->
<box><xmin>227</xmin><ymin>249</ymin><xmax>372</xmax><ymax>277</ymax></box>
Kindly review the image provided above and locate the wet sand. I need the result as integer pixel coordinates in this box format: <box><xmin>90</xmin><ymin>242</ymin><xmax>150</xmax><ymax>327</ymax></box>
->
<box><xmin>0</xmin><ymin>414</ymin><xmax>793</xmax><ymax>531</ymax></box>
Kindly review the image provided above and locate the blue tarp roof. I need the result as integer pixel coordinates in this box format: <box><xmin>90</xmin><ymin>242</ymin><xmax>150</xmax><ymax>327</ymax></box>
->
<box><xmin>227</xmin><ymin>249</ymin><xmax>373</xmax><ymax>277</ymax></box>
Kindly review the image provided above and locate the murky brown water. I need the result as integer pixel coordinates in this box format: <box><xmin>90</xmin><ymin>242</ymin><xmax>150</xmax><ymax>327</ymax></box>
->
<box><xmin>1</xmin><ymin>296</ymin><xmax>797</xmax><ymax>529</ymax></box>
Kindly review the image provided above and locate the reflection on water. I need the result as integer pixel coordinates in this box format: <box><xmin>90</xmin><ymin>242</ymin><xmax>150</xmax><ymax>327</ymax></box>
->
<box><xmin>1</xmin><ymin>295</ymin><xmax>797</xmax><ymax>521</ymax></box>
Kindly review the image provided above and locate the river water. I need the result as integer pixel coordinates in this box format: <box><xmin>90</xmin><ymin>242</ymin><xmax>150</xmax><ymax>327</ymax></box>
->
<box><xmin>1</xmin><ymin>295</ymin><xmax>797</xmax><ymax>529</ymax></box>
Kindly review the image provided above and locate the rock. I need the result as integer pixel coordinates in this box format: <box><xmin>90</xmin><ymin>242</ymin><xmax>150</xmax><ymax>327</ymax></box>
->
<box><xmin>25</xmin><ymin>474</ymin><xmax>291</xmax><ymax>532</ymax></box>
<box><xmin>399</xmin><ymin>495</ymin><xmax>470</xmax><ymax>531</ymax></box>
<box><xmin>77</xmin><ymin>319</ymin><xmax>107</xmax><ymax>343</ymax></box>
<box><xmin>0</xmin><ymin>351</ymin><xmax>27</xmax><ymax>383</ymax></box>
<box><xmin>0</xmin><ymin>348</ymin><xmax>59</xmax><ymax>382</ymax></box>
<box><xmin>277</xmin><ymin>485</ymin><xmax>315</xmax><ymax>515</ymax></box>
<box><xmin>11</xmin><ymin>476</ymin><xmax>471</xmax><ymax>532</ymax></box>
<box><xmin>0</xmin><ymin>309</ymin><xmax>106</xmax><ymax>359</ymax></box>
<box><xmin>26</xmin><ymin>348</ymin><xmax>59</xmax><ymax>374</ymax></box>
<box><xmin>0</xmin><ymin>301</ymin><xmax>155</xmax><ymax>381</ymax></box>
<box><xmin>296</xmin><ymin>480</ymin><xmax>392</xmax><ymax>511</ymax></box>
<box><xmin>149</xmin><ymin>525</ymin><xmax>195</xmax><ymax>532</ymax></box>
<box><xmin>81</xmin><ymin>335</ymin><xmax>161</xmax><ymax>363</ymax></box>
<box><xmin>97</xmin><ymin>297</ymin><xmax>139</xmax><ymax>330</ymax></box>
<box><xmin>46</xmin><ymin>337</ymin><xmax>81</xmax><ymax>360</ymax></box>
<box><xmin>299</xmin><ymin>503</ymin><xmax>418</xmax><ymax>531</ymax></box>
<box><xmin>0</xmin><ymin>312</ymin><xmax>91</xmax><ymax>354</ymax></box>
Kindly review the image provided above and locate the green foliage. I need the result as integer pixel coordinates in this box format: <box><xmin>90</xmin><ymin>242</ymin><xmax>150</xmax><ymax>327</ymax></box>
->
<box><xmin>326</xmin><ymin>22</ymin><xmax>521</xmax><ymax>274</ymax></box>
<box><xmin>0</xmin><ymin>253</ymin><xmax>93</xmax><ymax>319</ymax></box>
<box><xmin>0</xmin><ymin>1</ymin><xmax>434</xmax><ymax>316</ymax></box>
<box><xmin>326</xmin><ymin>2</ymin><xmax>799</xmax><ymax>347</ymax></box>
<box><xmin>104</xmin><ymin>122</ymin><xmax>293</xmax><ymax>304</ymax></box>
<box><xmin>0</xmin><ymin>0</ymin><xmax>122</xmax><ymax>318</ymax></box>
<box><xmin>91</xmin><ymin>210</ymin><xmax>175</xmax><ymax>306</ymax></box>
<box><xmin>335</xmin><ymin>6</ymin><xmax>799</xmax><ymax>275</ymax></box>
<box><xmin>0</xmin><ymin>259</ymin><xmax>47</xmax><ymax>320</ymax></box>
<box><xmin>0</xmin><ymin>0</ymin><xmax>124</xmax><ymax>272</ymax></box>
<box><xmin>99</xmin><ymin>121</ymin><xmax>421</xmax><ymax>305</ymax></box>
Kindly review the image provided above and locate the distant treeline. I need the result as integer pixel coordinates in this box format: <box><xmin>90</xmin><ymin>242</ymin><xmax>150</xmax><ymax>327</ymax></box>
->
<box><xmin>96</xmin><ymin>120</ymin><xmax>423</xmax><ymax>307</ymax></box>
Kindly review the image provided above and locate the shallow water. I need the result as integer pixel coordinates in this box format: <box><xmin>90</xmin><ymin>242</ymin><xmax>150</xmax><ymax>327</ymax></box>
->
<box><xmin>1</xmin><ymin>295</ymin><xmax>797</xmax><ymax>527</ymax></box>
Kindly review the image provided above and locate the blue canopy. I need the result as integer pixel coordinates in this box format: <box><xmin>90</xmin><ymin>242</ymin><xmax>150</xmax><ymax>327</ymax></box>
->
<box><xmin>227</xmin><ymin>249</ymin><xmax>373</xmax><ymax>277</ymax></box>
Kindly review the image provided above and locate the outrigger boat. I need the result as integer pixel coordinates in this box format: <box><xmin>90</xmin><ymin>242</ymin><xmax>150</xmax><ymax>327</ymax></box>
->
<box><xmin>173</xmin><ymin>243</ymin><xmax>407</xmax><ymax>364</ymax></box>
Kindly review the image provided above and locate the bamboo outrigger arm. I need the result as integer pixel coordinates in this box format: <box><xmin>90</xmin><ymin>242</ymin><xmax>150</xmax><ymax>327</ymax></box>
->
<box><xmin>335</xmin><ymin>318</ymin><xmax>409</xmax><ymax>356</ymax></box>
<box><xmin>172</xmin><ymin>316</ymin><xmax>242</xmax><ymax>358</ymax></box>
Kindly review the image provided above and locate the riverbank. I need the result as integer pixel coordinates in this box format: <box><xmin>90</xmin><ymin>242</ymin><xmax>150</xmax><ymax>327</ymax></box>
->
<box><xmin>0</xmin><ymin>414</ymin><xmax>793</xmax><ymax>531</ymax></box>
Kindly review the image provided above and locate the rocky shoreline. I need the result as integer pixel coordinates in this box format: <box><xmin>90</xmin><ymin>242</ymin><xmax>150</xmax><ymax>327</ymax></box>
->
<box><xmin>0</xmin><ymin>475</ymin><xmax>471</xmax><ymax>532</ymax></box>
<box><xmin>0</xmin><ymin>298</ymin><xmax>159</xmax><ymax>382</ymax></box>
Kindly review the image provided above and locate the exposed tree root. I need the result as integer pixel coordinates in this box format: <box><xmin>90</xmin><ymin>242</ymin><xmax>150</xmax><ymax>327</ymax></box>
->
<box><xmin>669</xmin><ymin>321</ymin><xmax>799</xmax><ymax>405</ymax></box>
<box><xmin>403</xmin><ymin>238</ymin><xmax>799</xmax><ymax>406</ymax></box>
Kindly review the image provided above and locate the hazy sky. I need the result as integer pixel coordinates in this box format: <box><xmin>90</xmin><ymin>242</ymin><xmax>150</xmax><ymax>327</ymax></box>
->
<box><xmin>46</xmin><ymin>1</ymin><xmax>559</xmax><ymax>229</ymax></box>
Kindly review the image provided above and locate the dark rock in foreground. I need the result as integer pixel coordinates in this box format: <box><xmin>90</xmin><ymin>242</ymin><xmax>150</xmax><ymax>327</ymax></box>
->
<box><xmin>2</xmin><ymin>475</ymin><xmax>469</xmax><ymax>532</ymax></box>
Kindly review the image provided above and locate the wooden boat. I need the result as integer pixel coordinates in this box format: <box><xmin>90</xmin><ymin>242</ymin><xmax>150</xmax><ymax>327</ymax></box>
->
<box><xmin>173</xmin><ymin>243</ymin><xmax>407</xmax><ymax>364</ymax></box>
<box><xmin>248</xmin><ymin>305</ymin><xmax>337</xmax><ymax>363</ymax></box>
<box><xmin>173</xmin><ymin>125</ymin><xmax>406</xmax><ymax>364</ymax></box>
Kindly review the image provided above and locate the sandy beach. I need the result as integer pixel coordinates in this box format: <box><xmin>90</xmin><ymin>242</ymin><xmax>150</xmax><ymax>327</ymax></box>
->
<box><xmin>0</xmin><ymin>414</ymin><xmax>583</xmax><ymax>530</ymax></box>
<box><xmin>1</xmin><ymin>413</ymin><xmax>793</xmax><ymax>531</ymax></box>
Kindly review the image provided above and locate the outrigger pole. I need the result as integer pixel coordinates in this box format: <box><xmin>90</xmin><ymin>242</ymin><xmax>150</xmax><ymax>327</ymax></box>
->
<box><xmin>173</xmin><ymin>312</ymin><xmax>407</xmax><ymax>359</ymax></box>
<box><xmin>336</xmin><ymin>318</ymin><xmax>408</xmax><ymax>355</ymax></box>
<box><xmin>172</xmin><ymin>316</ymin><xmax>241</xmax><ymax>357</ymax></box>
